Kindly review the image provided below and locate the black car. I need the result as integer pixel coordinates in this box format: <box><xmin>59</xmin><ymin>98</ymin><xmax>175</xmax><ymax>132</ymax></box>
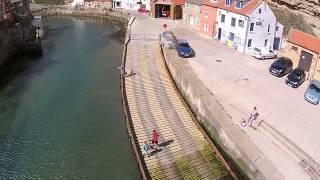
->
<box><xmin>269</xmin><ymin>57</ymin><xmax>293</xmax><ymax>77</ymax></box>
<box><xmin>286</xmin><ymin>68</ymin><xmax>306</xmax><ymax>88</ymax></box>
<box><xmin>175</xmin><ymin>39</ymin><xmax>194</xmax><ymax>58</ymax></box>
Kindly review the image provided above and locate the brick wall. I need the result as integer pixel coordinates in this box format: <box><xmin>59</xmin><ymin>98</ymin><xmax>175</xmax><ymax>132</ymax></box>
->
<box><xmin>282</xmin><ymin>42</ymin><xmax>320</xmax><ymax>80</ymax></box>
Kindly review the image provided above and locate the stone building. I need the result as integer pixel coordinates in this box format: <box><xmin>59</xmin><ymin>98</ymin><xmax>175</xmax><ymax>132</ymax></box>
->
<box><xmin>84</xmin><ymin>0</ymin><xmax>112</xmax><ymax>9</ymax></box>
<box><xmin>282</xmin><ymin>29</ymin><xmax>320</xmax><ymax>80</ymax></box>
<box><xmin>182</xmin><ymin>0</ymin><xmax>203</xmax><ymax>30</ymax></box>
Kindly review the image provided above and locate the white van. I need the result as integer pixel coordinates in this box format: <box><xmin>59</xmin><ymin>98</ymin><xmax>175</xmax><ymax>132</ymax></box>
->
<box><xmin>252</xmin><ymin>47</ymin><xmax>277</xmax><ymax>60</ymax></box>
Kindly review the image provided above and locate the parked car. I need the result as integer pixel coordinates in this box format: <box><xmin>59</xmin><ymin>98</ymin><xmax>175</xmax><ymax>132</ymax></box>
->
<box><xmin>138</xmin><ymin>7</ymin><xmax>146</xmax><ymax>13</ymax></box>
<box><xmin>162</xmin><ymin>10</ymin><xmax>170</xmax><ymax>17</ymax></box>
<box><xmin>269</xmin><ymin>57</ymin><xmax>293</xmax><ymax>77</ymax></box>
<box><xmin>175</xmin><ymin>39</ymin><xmax>194</xmax><ymax>58</ymax></box>
<box><xmin>252</xmin><ymin>47</ymin><xmax>277</xmax><ymax>60</ymax></box>
<box><xmin>160</xmin><ymin>31</ymin><xmax>175</xmax><ymax>49</ymax></box>
<box><xmin>304</xmin><ymin>80</ymin><xmax>320</xmax><ymax>105</ymax></box>
<box><xmin>285</xmin><ymin>68</ymin><xmax>306</xmax><ymax>88</ymax></box>
<box><xmin>161</xmin><ymin>7</ymin><xmax>170</xmax><ymax>17</ymax></box>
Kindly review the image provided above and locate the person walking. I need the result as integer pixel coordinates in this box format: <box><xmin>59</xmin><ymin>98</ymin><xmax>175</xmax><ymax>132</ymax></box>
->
<box><xmin>151</xmin><ymin>130</ymin><xmax>160</xmax><ymax>149</ymax></box>
<box><xmin>142</xmin><ymin>141</ymin><xmax>151</xmax><ymax>158</ymax></box>
<box><xmin>243</xmin><ymin>107</ymin><xmax>259</xmax><ymax>127</ymax></box>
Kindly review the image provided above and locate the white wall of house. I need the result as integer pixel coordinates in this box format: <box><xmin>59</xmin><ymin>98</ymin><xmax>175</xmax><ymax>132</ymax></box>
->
<box><xmin>120</xmin><ymin>0</ymin><xmax>150</xmax><ymax>11</ymax></box>
<box><xmin>215</xmin><ymin>1</ymin><xmax>283</xmax><ymax>54</ymax></box>
<box><xmin>215</xmin><ymin>9</ymin><xmax>249</xmax><ymax>53</ymax></box>
<box><xmin>246</xmin><ymin>1</ymin><xmax>277</xmax><ymax>53</ymax></box>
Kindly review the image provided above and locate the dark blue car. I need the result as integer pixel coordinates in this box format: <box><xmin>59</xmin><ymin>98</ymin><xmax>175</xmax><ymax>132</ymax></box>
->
<box><xmin>175</xmin><ymin>39</ymin><xmax>194</xmax><ymax>58</ymax></box>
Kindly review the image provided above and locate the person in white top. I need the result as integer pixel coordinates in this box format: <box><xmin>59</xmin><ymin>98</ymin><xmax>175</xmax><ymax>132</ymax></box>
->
<box><xmin>241</xmin><ymin>107</ymin><xmax>259</xmax><ymax>127</ymax></box>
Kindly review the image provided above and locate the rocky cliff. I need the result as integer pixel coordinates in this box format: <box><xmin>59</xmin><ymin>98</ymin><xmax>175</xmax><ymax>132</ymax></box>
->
<box><xmin>267</xmin><ymin>0</ymin><xmax>320</xmax><ymax>36</ymax></box>
<box><xmin>0</xmin><ymin>22</ymin><xmax>13</xmax><ymax>66</ymax></box>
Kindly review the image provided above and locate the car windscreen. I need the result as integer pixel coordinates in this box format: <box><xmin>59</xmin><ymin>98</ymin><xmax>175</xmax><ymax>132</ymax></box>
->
<box><xmin>273</xmin><ymin>60</ymin><xmax>286</xmax><ymax>67</ymax></box>
<box><xmin>288</xmin><ymin>70</ymin><xmax>302</xmax><ymax>79</ymax></box>
<box><xmin>254</xmin><ymin>48</ymin><xmax>261</xmax><ymax>52</ymax></box>
<box><xmin>179</xmin><ymin>43</ymin><xmax>190</xmax><ymax>48</ymax></box>
<box><xmin>310</xmin><ymin>84</ymin><xmax>320</xmax><ymax>93</ymax></box>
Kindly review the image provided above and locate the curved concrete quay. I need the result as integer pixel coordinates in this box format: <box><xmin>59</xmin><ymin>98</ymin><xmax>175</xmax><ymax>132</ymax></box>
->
<box><xmin>122</xmin><ymin>12</ymin><xmax>320</xmax><ymax>180</ymax></box>
<box><xmin>122</xmin><ymin>15</ymin><xmax>235</xmax><ymax>179</ymax></box>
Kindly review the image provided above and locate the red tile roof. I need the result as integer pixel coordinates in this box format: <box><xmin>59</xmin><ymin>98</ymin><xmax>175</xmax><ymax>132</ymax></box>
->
<box><xmin>171</xmin><ymin>0</ymin><xmax>185</xmax><ymax>5</ymax></box>
<box><xmin>153</xmin><ymin>0</ymin><xmax>185</xmax><ymax>5</ymax></box>
<box><xmin>202</xmin><ymin>0</ymin><xmax>262</xmax><ymax>15</ymax></box>
<box><xmin>288</xmin><ymin>29</ymin><xmax>320</xmax><ymax>54</ymax></box>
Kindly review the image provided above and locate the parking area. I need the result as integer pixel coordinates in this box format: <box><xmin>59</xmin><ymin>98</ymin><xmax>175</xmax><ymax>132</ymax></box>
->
<box><xmin>170</xmin><ymin>24</ymin><xmax>320</xmax><ymax>179</ymax></box>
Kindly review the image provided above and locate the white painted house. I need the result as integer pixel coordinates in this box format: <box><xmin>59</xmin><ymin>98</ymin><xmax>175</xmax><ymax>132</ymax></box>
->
<box><xmin>113</xmin><ymin>0</ymin><xmax>151</xmax><ymax>11</ymax></box>
<box><xmin>213</xmin><ymin>0</ymin><xmax>283</xmax><ymax>54</ymax></box>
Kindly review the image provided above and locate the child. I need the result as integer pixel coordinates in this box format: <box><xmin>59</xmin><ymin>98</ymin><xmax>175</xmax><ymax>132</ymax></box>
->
<box><xmin>142</xmin><ymin>141</ymin><xmax>151</xmax><ymax>158</ymax></box>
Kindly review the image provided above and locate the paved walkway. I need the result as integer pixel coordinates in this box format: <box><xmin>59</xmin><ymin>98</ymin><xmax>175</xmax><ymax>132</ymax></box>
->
<box><xmin>171</xmin><ymin>24</ymin><xmax>318</xmax><ymax>179</ymax></box>
<box><xmin>124</xmin><ymin>34</ymin><xmax>231</xmax><ymax>178</ymax></box>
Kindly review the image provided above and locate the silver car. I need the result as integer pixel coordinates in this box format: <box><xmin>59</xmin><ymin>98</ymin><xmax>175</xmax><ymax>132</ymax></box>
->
<box><xmin>252</xmin><ymin>47</ymin><xmax>277</xmax><ymax>60</ymax></box>
<box><xmin>160</xmin><ymin>31</ymin><xmax>175</xmax><ymax>49</ymax></box>
<box><xmin>304</xmin><ymin>80</ymin><xmax>320</xmax><ymax>105</ymax></box>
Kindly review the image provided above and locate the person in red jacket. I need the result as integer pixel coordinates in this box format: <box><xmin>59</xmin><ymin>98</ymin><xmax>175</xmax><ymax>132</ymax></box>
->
<box><xmin>151</xmin><ymin>130</ymin><xmax>160</xmax><ymax>149</ymax></box>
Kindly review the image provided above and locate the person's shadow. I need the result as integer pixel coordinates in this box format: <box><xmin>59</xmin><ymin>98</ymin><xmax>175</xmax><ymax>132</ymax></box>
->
<box><xmin>150</xmin><ymin>140</ymin><xmax>174</xmax><ymax>156</ymax></box>
<box><xmin>159</xmin><ymin>139</ymin><xmax>174</xmax><ymax>148</ymax></box>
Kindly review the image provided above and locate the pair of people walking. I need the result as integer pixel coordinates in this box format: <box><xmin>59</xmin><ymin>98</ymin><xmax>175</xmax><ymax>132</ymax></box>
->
<box><xmin>142</xmin><ymin>130</ymin><xmax>160</xmax><ymax>158</ymax></box>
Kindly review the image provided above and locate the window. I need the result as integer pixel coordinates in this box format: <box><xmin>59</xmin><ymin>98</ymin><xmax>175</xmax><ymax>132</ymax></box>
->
<box><xmin>276</xmin><ymin>26</ymin><xmax>279</xmax><ymax>31</ymax></box>
<box><xmin>249</xmin><ymin>23</ymin><xmax>254</xmax><ymax>31</ymax></box>
<box><xmin>248</xmin><ymin>39</ymin><xmax>252</xmax><ymax>47</ymax></box>
<box><xmin>204</xmin><ymin>11</ymin><xmax>209</xmax><ymax>18</ymax></box>
<box><xmin>229</xmin><ymin>32</ymin><xmax>235</xmax><ymax>41</ymax></box>
<box><xmin>204</xmin><ymin>22</ymin><xmax>208</xmax><ymax>32</ymax></box>
<box><xmin>221</xmin><ymin>14</ymin><xmax>225</xmax><ymax>23</ymax></box>
<box><xmin>258</xmin><ymin>8</ymin><xmax>261</xmax><ymax>14</ymax></box>
<box><xmin>195</xmin><ymin>17</ymin><xmax>200</xmax><ymax>25</ymax></box>
<box><xmin>185</xmin><ymin>3</ymin><xmax>189</xmax><ymax>7</ymax></box>
<box><xmin>236</xmin><ymin>1</ymin><xmax>243</xmax><ymax>9</ymax></box>
<box><xmin>231</xmin><ymin>17</ymin><xmax>236</xmax><ymax>27</ymax></box>
<box><xmin>264</xmin><ymin>39</ymin><xmax>268</xmax><ymax>47</ymax></box>
<box><xmin>196</xmin><ymin>5</ymin><xmax>201</xmax><ymax>11</ymax></box>
<box><xmin>238</xmin><ymin>19</ymin><xmax>244</xmax><ymax>27</ymax></box>
<box><xmin>225</xmin><ymin>0</ymin><xmax>232</xmax><ymax>6</ymax></box>
<box><xmin>267</xmin><ymin>24</ymin><xmax>270</xmax><ymax>32</ymax></box>
<box><xmin>291</xmin><ymin>46</ymin><xmax>298</xmax><ymax>51</ymax></box>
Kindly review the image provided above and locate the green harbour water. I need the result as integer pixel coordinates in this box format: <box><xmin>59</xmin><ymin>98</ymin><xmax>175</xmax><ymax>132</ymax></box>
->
<box><xmin>0</xmin><ymin>17</ymin><xmax>140</xmax><ymax>180</ymax></box>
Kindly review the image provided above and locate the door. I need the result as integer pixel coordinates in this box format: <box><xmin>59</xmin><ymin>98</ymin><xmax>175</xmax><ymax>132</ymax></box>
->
<box><xmin>273</xmin><ymin>37</ymin><xmax>280</xmax><ymax>50</ymax></box>
<box><xmin>217</xmin><ymin>28</ymin><xmax>222</xmax><ymax>40</ymax></box>
<box><xmin>298</xmin><ymin>50</ymin><xmax>313</xmax><ymax>72</ymax></box>
<box><xmin>189</xmin><ymin>15</ymin><xmax>194</xmax><ymax>25</ymax></box>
